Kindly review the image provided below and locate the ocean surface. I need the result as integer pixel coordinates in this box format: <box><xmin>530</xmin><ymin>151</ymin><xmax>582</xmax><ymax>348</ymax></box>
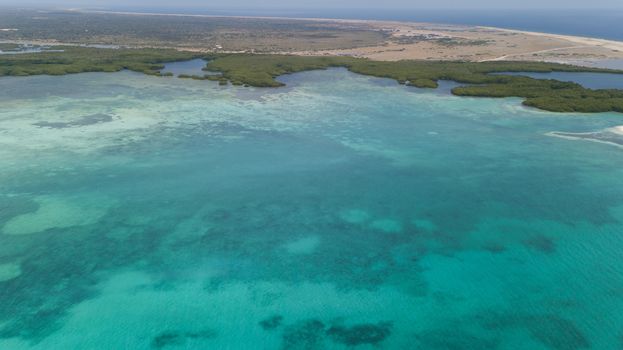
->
<box><xmin>1</xmin><ymin>68</ymin><xmax>623</xmax><ymax>349</ymax></box>
<box><xmin>107</xmin><ymin>7</ymin><xmax>623</xmax><ymax>41</ymax></box>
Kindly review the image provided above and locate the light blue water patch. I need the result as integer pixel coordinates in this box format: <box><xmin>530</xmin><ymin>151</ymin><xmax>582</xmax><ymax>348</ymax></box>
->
<box><xmin>589</xmin><ymin>59</ymin><xmax>623</xmax><ymax>70</ymax></box>
<box><xmin>160</xmin><ymin>58</ymin><xmax>210</xmax><ymax>76</ymax></box>
<box><xmin>1</xmin><ymin>68</ymin><xmax>623</xmax><ymax>349</ymax></box>
<box><xmin>278</xmin><ymin>69</ymin><xmax>461</xmax><ymax>95</ymax></box>
<box><xmin>491</xmin><ymin>71</ymin><xmax>623</xmax><ymax>90</ymax></box>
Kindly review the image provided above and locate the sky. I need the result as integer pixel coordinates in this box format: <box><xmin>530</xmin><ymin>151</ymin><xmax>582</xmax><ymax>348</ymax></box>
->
<box><xmin>0</xmin><ymin>0</ymin><xmax>621</xmax><ymax>9</ymax></box>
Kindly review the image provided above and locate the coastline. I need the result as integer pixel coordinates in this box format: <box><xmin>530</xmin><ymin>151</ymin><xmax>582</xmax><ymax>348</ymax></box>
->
<box><xmin>2</xmin><ymin>9</ymin><xmax>623</xmax><ymax>114</ymax></box>
<box><xmin>478</xmin><ymin>26</ymin><xmax>623</xmax><ymax>52</ymax></box>
<box><xmin>65</xmin><ymin>9</ymin><xmax>623</xmax><ymax>65</ymax></box>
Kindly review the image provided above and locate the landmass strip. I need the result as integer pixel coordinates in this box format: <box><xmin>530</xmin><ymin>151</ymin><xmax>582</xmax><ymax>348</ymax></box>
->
<box><xmin>2</xmin><ymin>47</ymin><xmax>623</xmax><ymax>113</ymax></box>
<box><xmin>3</xmin><ymin>9</ymin><xmax>623</xmax><ymax>64</ymax></box>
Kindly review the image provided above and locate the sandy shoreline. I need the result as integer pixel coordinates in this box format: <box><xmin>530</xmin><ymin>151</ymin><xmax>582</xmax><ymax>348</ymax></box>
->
<box><xmin>292</xmin><ymin>19</ymin><xmax>623</xmax><ymax>63</ymax></box>
<box><xmin>479</xmin><ymin>26</ymin><xmax>623</xmax><ymax>52</ymax></box>
<box><xmin>8</xmin><ymin>9</ymin><xmax>623</xmax><ymax>65</ymax></box>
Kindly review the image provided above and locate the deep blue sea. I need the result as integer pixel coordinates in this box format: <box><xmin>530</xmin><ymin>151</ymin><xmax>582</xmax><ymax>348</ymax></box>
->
<box><xmin>107</xmin><ymin>7</ymin><xmax>623</xmax><ymax>41</ymax></box>
<box><xmin>1</xmin><ymin>67</ymin><xmax>623</xmax><ymax>349</ymax></box>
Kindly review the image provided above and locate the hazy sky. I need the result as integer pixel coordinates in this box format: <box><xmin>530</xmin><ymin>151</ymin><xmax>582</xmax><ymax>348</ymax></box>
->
<box><xmin>1</xmin><ymin>0</ymin><xmax>621</xmax><ymax>9</ymax></box>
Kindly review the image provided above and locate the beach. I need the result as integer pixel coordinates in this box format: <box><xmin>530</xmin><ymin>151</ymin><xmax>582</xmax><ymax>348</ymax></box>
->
<box><xmin>75</xmin><ymin>9</ymin><xmax>623</xmax><ymax>64</ymax></box>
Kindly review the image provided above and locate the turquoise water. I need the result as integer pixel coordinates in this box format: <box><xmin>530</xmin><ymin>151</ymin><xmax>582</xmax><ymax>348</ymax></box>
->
<box><xmin>1</xmin><ymin>68</ymin><xmax>623</xmax><ymax>349</ymax></box>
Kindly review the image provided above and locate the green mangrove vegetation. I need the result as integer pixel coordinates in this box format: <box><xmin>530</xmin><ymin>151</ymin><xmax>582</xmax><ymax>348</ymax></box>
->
<box><xmin>0</xmin><ymin>46</ymin><xmax>200</xmax><ymax>76</ymax></box>
<box><xmin>178</xmin><ymin>73</ymin><xmax>229</xmax><ymax>85</ymax></box>
<box><xmin>0</xmin><ymin>43</ymin><xmax>21</xmax><ymax>51</ymax></box>
<box><xmin>1</xmin><ymin>46</ymin><xmax>623</xmax><ymax>113</ymax></box>
<box><xmin>204</xmin><ymin>54</ymin><xmax>623</xmax><ymax>113</ymax></box>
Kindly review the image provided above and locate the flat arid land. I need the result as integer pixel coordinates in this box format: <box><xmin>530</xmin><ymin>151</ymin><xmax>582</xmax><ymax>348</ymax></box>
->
<box><xmin>290</xmin><ymin>20</ymin><xmax>623</xmax><ymax>64</ymax></box>
<box><xmin>2</xmin><ymin>9</ymin><xmax>623</xmax><ymax>65</ymax></box>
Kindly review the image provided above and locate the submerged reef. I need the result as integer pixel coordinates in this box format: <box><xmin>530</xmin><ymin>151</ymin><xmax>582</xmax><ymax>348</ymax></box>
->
<box><xmin>151</xmin><ymin>329</ymin><xmax>216</xmax><ymax>349</ymax></box>
<box><xmin>259</xmin><ymin>315</ymin><xmax>284</xmax><ymax>330</ymax></box>
<box><xmin>326</xmin><ymin>321</ymin><xmax>393</xmax><ymax>346</ymax></box>
<box><xmin>479</xmin><ymin>313</ymin><xmax>590</xmax><ymax>350</ymax></box>
<box><xmin>1</xmin><ymin>53</ymin><xmax>622</xmax><ymax>348</ymax></box>
<box><xmin>280</xmin><ymin>319</ymin><xmax>392</xmax><ymax>349</ymax></box>
<box><xmin>414</xmin><ymin>329</ymin><xmax>498</xmax><ymax>349</ymax></box>
<box><xmin>523</xmin><ymin>234</ymin><xmax>556</xmax><ymax>254</ymax></box>
<box><xmin>522</xmin><ymin>316</ymin><xmax>589</xmax><ymax>350</ymax></box>
<box><xmin>33</xmin><ymin>114</ymin><xmax>115</xmax><ymax>129</ymax></box>
<box><xmin>281</xmin><ymin>319</ymin><xmax>326</xmax><ymax>350</ymax></box>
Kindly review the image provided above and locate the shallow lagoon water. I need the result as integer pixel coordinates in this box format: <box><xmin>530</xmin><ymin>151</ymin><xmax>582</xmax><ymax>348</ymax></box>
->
<box><xmin>1</xmin><ymin>68</ymin><xmax>623</xmax><ymax>349</ymax></box>
<box><xmin>161</xmin><ymin>59</ymin><xmax>210</xmax><ymax>76</ymax></box>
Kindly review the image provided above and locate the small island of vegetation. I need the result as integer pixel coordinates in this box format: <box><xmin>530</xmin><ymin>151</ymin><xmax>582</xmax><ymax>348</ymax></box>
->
<box><xmin>1</xmin><ymin>46</ymin><xmax>623</xmax><ymax>113</ymax></box>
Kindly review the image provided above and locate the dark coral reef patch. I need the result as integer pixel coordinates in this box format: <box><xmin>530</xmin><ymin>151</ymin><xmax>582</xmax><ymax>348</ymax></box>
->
<box><xmin>151</xmin><ymin>329</ymin><xmax>216</xmax><ymax>349</ymax></box>
<box><xmin>259</xmin><ymin>315</ymin><xmax>284</xmax><ymax>330</ymax></box>
<box><xmin>326</xmin><ymin>321</ymin><xmax>393</xmax><ymax>346</ymax></box>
